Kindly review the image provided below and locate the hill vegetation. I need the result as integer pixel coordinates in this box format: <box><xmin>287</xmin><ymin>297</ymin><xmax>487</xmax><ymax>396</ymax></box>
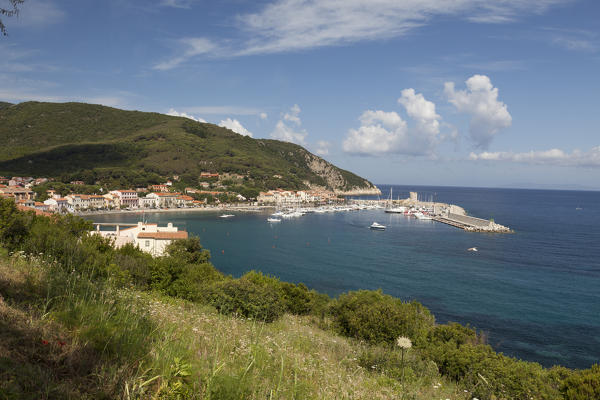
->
<box><xmin>1</xmin><ymin>198</ymin><xmax>599</xmax><ymax>399</ymax></box>
<box><xmin>0</xmin><ymin>102</ymin><xmax>376</xmax><ymax>193</ymax></box>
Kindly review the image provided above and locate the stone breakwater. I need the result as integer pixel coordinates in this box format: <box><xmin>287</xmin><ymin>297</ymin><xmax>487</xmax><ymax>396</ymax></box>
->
<box><xmin>434</xmin><ymin>213</ymin><xmax>512</xmax><ymax>233</ymax></box>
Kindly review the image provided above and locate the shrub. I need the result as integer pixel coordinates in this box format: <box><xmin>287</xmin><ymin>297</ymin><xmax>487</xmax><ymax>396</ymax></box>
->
<box><xmin>150</xmin><ymin>238</ymin><xmax>223</xmax><ymax>301</ymax></box>
<box><xmin>240</xmin><ymin>270</ymin><xmax>331</xmax><ymax>316</ymax></box>
<box><xmin>204</xmin><ymin>278</ymin><xmax>285</xmax><ymax>322</ymax></box>
<box><xmin>330</xmin><ymin>290</ymin><xmax>435</xmax><ymax>346</ymax></box>
<box><xmin>561</xmin><ymin>364</ymin><xmax>600</xmax><ymax>400</ymax></box>
<box><xmin>422</xmin><ymin>323</ymin><xmax>563</xmax><ymax>400</ymax></box>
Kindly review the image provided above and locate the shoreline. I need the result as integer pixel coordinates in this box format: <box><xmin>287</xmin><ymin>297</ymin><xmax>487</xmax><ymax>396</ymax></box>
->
<box><xmin>77</xmin><ymin>205</ymin><xmax>275</xmax><ymax>217</ymax></box>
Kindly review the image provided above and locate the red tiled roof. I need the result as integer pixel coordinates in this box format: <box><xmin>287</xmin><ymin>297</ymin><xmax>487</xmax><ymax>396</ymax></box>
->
<box><xmin>137</xmin><ymin>231</ymin><xmax>188</xmax><ymax>240</ymax></box>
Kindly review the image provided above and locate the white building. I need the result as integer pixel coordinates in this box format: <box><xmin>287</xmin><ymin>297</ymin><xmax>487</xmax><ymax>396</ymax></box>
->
<box><xmin>92</xmin><ymin>222</ymin><xmax>188</xmax><ymax>256</ymax></box>
<box><xmin>43</xmin><ymin>198</ymin><xmax>69</xmax><ymax>213</ymax></box>
<box><xmin>109</xmin><ymin>190</ymin><xmax>139</xmax><ymax>208</ymax></box>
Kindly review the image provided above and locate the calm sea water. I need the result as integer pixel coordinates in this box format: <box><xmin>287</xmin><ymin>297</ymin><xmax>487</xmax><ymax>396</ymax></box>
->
<box><xmin>89</xmin><ymin>185</ymin><xmax>600</xmax><ymax>369</ymax></box>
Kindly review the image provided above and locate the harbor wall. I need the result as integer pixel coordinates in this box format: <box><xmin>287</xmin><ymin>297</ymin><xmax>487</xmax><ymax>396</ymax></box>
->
<box><xmin>447</xmin><ymin>212</ymin><xmax>492</xmax><ymax>229</ymax></box>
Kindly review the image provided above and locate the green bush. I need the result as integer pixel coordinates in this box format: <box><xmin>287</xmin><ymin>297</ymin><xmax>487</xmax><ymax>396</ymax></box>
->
<box><xmin>239</xmin><ymin>270</ymin><xmax>329</xmax><ymax>316</ymax></box>
<box><xmin>561</xmin><ymin>364</ymin><xmax>600</xmax><ymax>400</ymax></box>
<box><xmin>331</xmin><ymin>289</ymin><xmax>435</xmax><ymax>346</ymax></box>
<box><xmin>422</xmin><ymin>323</ymin><xmax>563</xmax><ymax>400</ymax></box>
<box><xmin>203</xmin><ymin>278</ymin><xmax>285</xmax><ymax>322</ymax></box>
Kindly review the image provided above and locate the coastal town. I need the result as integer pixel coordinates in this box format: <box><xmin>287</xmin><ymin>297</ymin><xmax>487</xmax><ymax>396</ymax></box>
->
<box><xmin>0</xmin><ymin>174</ymin><xmax>345</xmax><ymax>215</ymax></box>
<box><xmin>1</xmin><ymin>174</ymin><xmax>512</xmax><ymax>234</ymax></box>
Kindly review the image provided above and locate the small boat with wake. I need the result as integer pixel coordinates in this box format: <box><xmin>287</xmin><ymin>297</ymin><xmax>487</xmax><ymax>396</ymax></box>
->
<box><xmin>219</xmin><ymin>214</ymin><xmax>235</xmax><ymax>218</ymax></box>
<box><xmin>267</xmin><ymin>217</ymin><xmax>281</xmax><ymax>223</ymax></box>
<box><xmin>370</xmin><ymin>222</ymin><xmax>386</xmax><ymax>230</ymax></box>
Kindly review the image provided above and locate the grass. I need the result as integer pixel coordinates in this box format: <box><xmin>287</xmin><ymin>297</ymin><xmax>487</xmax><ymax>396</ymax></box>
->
<box><xmin>0</xmin><ymin>250</ymin><xmax>468</xmax><ymax>399</ymax></box>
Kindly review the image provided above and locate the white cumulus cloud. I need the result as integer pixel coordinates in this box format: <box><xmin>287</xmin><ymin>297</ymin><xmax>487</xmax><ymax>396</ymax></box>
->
<box><xmin>445</xmin><ymin>74</ymin><xmax>512</xmax><ymax>149</ymax></box>
<box><xmin>166</xmin><ymin>108</ymin><xmax>206</xmax><ymax>123</ymax></box>
<box><xmin>398</xmin><ymin>88</ymin><xmax>441</xmax><ymax>138</ymax></box>
<box><xmin>260</xmin><ymin>112</ymin><xmax>268</xmax><ymax>120</ymax></box>
<box><xmin>469</xmin><ymin>147</ymin><xmax>600</xmax><ymax>167</ymax></box>
<box><xmin>343</xmin><ymin>110</ymin><xmax>408</xmax><ymax>155</ymax></box>
<box><xmin>344</xmin><ymin>90</ymin><xmax>442</xmax><ymax>156</ymax></box>
<box><xmin>271</xmin><ymin>105</ymin><xmax>308</xmax><ymax>145</ymax></box>
<box><xmin>219</xmin><ymin>118</ymin><xmax>253</xmax><ymax>137</ymax></box>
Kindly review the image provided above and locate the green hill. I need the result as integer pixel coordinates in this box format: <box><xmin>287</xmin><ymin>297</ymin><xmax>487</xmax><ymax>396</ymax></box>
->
<box><xmin>0</xmin><ymin>101</ymin><xmax>377</xmax><ymax>193</ymax></box>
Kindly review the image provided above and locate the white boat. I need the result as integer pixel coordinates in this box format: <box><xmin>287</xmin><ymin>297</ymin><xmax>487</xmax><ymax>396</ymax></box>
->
<box><xmin>384</xmin><ymin>187</ymin><xmax>406</xmax><ymax>213</ymax></box>
<box><xmin>370</xmin><ymin>222</ymin><xmax>386</xmax><ymax>230</ymax></box>
<box><xmin>414</xmin><ymin>212</ymin><xmax>433</xmax><ymax>220</ymax></box>
<box><xmin>267</xmin><ymin>217</ymin><xmax>281</xmax><ymax>223</ymax></box>
<box><xmin>467</xmin><ymin>247</ymin><xmax>478</xmax><ymax>252</ymax></box>
<box><xmin>219</xmin><ymin>214</ymin><xmax>235</xmax><ymax>218</ymax></box>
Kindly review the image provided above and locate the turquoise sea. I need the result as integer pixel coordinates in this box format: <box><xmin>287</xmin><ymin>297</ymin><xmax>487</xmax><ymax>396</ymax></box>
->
<box><xmin>89</xmin><ymin>185</ymin><xmax>600</xmax><ymax>369</ymax></box>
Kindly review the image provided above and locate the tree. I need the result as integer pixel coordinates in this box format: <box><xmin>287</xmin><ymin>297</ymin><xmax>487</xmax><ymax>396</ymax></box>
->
<box><xmin>1</xmin><ymin>0</ymin><xmax>24</xmax><ymax>36</ymax></box>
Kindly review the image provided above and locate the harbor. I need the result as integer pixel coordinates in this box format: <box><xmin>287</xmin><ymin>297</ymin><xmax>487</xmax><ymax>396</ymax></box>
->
<box><xmin>348</xmin><ymin>190</ymin><xmax>512</xmax><ymax>233</ymax></box>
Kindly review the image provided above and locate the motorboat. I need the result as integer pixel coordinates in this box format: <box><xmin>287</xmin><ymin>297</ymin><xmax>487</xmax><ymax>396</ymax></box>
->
<box><xmin>467</xmin><ymin>247</ymin><xmax>478</xmax><ymax>252</ymax></box>
<box><xmin>267</xmin><ymin>217</ymin><xmax>281</xmax><ymax>223</ymax></box>
<box><xmin>219</xmin><ymin>214</ymin><xmax>235</xmax><ymax>218</ymax></box>
<box><xmin>370</xmin><ymin>222</ymin><xmax>386</xmax><ymax>230</ymax></box>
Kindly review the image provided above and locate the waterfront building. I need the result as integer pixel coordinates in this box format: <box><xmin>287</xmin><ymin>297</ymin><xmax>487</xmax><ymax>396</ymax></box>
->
<box><xmin>109</xmin><ymin>190</ymin><xmax>139</xmax><ymax>208</ymax></box>
<box><xmin>44</xmin><ymin>198</ymin><xmax>69</xmax><ymax>213</ymax></box>
<box><xmin>92</xmin><ymin>222</ymin><xmax>188</xmax><ymax>256</ymax></box>
<box><xmin>146</xmin><ymin>192</ymin><xmax>179</xmax><ymax>208</ymax></box>
<box><xmin>65</xmin><ymin>194</ymin><xmax>91</xmax><ymax>211</ymax></box>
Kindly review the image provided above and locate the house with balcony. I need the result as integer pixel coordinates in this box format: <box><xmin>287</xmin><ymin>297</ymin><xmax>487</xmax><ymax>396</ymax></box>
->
<box><xmin>109</xmin><ymin>190</ymin><xmax>139</xmax><ymax>208</ymax></box>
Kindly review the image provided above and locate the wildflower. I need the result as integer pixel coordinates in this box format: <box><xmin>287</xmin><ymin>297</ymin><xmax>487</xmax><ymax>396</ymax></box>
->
<box><xmin>41</xmin><ymin>340</ymin><xmax>49</xmax><ymax>345</ymax></box>
<box><xmin>57</xmin><ymin>340</ymin><xmax>66</xmax><ymax>346</ymax></box>
<box><xmin>396</xmin><ymin>336</ymin><xmax>412</xmax><ymax>349</ymax></box>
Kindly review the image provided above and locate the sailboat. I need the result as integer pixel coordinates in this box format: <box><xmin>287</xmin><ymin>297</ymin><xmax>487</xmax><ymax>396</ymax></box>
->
<box><xmin>384</xmin><ymin>187</ymin><xmax>406</xmax><ymax>213</ymax></box>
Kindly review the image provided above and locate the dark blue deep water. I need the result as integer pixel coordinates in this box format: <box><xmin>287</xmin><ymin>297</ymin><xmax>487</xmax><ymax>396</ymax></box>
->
<box><xmin>90</xmin><ymin>185</ymin><xmax>600</xmax><ymax>369</ymax></box>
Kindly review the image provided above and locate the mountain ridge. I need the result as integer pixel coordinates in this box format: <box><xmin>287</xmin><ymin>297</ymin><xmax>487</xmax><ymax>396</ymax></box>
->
<box><xmin>0</xmin><ymin>101</ymin><xmax>379</xmax><ymax>193</ymax></box>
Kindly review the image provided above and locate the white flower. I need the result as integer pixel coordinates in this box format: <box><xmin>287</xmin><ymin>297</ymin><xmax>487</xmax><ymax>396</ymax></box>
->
<box><xmin>396</xmin><ymin>336</ymin><xmax>412</xmax><ymax>349</ymax></box>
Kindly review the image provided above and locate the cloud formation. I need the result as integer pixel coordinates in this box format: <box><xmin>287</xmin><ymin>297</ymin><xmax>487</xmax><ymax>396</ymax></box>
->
<box><xmin>469</xmin><ymin>147</ymin><xmax>600</xmax><ymax>167</ymax></box>
<box><xmin>398</xmin><ymin>88</ymin><xmax>441</xmax><ymax>137</ymax></box>
<box><xmin>444</xmin><ymin>74</ymin><xmax>511</xmax><ymax>149</ymax></box>
<box><xmin>343</xmin><ymin>110</ymin><xmax>408</xmax><ymax>155</ymax></box>
<box><xmin>344</xmin><ymin>89</ymin><xmax>441</xmax><ymax>156</ymax></box>
<box><xmin>219</xmin><ymin>118</ymin><xmax>253</xmax><ymax>137</ymax></box>
<box><xmin>166</xmin><ymin>108</ymin><xmax>206</xmax><ymax>122</ymax></box>
<box><xmin>270</xmin><ymin>104</ymin><xmax>307</xmax><ymax>145</ymax></box>
<box><xmin>153</xmin><ymin>1</ymin><xmax>568</xmax><ymax>67</ymax></box>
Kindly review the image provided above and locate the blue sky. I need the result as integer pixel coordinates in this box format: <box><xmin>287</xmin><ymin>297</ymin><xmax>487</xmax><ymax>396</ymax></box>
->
<box><xmin>1</xmin><ymin>0</ymin><xmax>599</xmax><ymax>189</ymax></box>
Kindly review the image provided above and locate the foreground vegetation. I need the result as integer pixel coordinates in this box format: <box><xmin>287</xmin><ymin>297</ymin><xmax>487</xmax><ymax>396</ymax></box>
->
<box><xmin>0</xmin><ymin>198</ymin><xmax>598</xmax><ymax>399</ymax></box>
<box><xmin>0</xmin><ymin>101</ymin><xmax>374</xmax><ymax>192</ymax></box>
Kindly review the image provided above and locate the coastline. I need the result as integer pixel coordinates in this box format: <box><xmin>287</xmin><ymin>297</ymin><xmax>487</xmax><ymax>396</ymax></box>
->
<box><xmin>77</xmin><ymin>205</ymin><xmax>275</xmax><ymax>217</ymax></box>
